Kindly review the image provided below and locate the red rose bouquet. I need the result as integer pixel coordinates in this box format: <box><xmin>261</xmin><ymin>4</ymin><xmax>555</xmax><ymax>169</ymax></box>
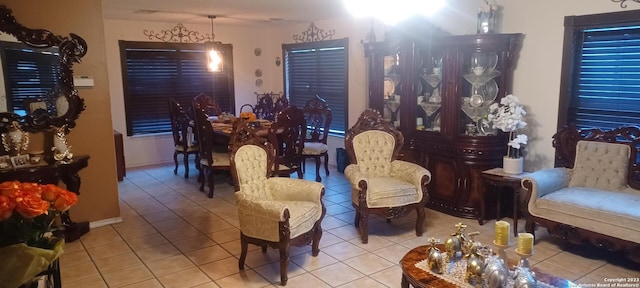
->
<box><xmin>0</xmin><ymin>181</ymin><xmax>78</xmax><ymax>288</ymax></box>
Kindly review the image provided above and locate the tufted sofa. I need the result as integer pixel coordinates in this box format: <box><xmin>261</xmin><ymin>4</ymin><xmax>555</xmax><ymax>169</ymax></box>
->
<box><xmin>522</xmin><ymin>125</ymin><xmax>640</xmax><ymax>263</ymax></box>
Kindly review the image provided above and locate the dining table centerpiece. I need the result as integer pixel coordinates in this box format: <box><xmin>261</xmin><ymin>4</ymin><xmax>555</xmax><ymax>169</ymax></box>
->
<box><xmin>484</xmin><ymin>94</ymin><xmax>528</xmax><ymax>174</ymax></box>
<box><xmin>0</xmin><ymin>181</ymin><xmax>78</xmax><ymax>288</ymax></box>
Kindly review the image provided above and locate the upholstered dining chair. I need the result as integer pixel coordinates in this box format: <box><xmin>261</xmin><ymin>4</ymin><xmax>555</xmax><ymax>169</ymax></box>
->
<box><xmin>169</xmin><ymin>99</ymin><xmax>199</xmax><ymax>178</ymax></box>
<box><xmin>192</xmin><ymin>102</ymin><xmax>231</xmax><ymax>198</ymax></box>
<box><xmin>193</xmin><ymin>92</ymin><xmax>222</xmax><ymax>116</ymax></box>
<box><xmin>268</xmin><ymin>106</ymin><xmax>306</xmax><ymax>179</ymax></box>
<box><xmin>231</xmin><ymin>128</ymin><xmax>325</xmax><ymax>286</ymax></box>
<box><xmin>344</xmin><ymin>109</ymin><xmax>431</xmax><ymax>244</ymax></box>
<box><xmin>302</xmin><ymin>95</ymin><xmax>332</xmax><ymax>182</ymax></box>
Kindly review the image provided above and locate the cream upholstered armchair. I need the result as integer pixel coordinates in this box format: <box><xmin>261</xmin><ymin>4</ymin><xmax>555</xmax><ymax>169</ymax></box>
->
<box><xmin>344</xmin><ymin>109</ymin><xmax>431</xmax><ymax>244</ymax></box>
<box><xmin>231</xmin><ymin>131</ymin><xmax>326</xmax><ymax>286</ymax></box>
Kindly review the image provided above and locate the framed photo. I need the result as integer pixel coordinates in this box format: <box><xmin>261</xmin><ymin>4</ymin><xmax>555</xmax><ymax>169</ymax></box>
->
<box><xmin>0</xmin><ymin>155</ymin><xmax>11</xmax><ymax>169</ymax></box>
<box><xmin>10</xmin><ymin>154</ymin><xmax>30</xmax><ymax>168</ymax></box>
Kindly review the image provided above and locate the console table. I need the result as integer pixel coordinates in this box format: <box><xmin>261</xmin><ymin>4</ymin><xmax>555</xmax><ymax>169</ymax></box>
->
<box><xmin>479</xmin><ymin>168</ymin><xmax>529</xmax><ymax>237</ymax></box>
<box><xmin>0</xmin><ymin>155</ymin><xmax>90</xmax><ymax>242</ymax></box>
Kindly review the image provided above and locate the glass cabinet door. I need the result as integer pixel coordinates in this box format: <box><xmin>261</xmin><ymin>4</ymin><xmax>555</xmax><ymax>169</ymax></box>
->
<box><xmin>416</xmin><ymin>50</ymin><xmax>443</xmax><ymax>133</ymax></box>
<box><xmin>459</xmin><ymin>51</ymin><xmax>500</xmax><ymax>136</ymax></box>
<box><xmin>383</xmin><ymin>53</ymin><xmax>401</xmax><ymax>128</ymax></box>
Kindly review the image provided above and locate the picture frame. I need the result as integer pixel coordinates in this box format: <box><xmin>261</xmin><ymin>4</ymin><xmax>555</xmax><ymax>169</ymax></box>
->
<box><xmin>0</xmin><ymin>155</ymin><xmax>11</xmax><ymax>169</ymax></box>
<box><xmin>10</xmin><ymin>154</ymin><xmax>30</xmax><ymax>168</ymax></box>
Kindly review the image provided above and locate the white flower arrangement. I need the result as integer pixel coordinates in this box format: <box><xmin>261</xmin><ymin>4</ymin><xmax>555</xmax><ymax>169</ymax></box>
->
<box><xmin>485</xmin><ymin>94</ymin><xmax>528</xmax><ymax>158</ymax></box>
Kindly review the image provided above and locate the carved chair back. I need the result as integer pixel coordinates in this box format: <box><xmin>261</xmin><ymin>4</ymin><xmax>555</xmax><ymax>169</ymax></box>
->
<box><xmin>192</xmin><ymin>102</ymin><xmax>216</xmax><ymax>166</ymax></box>
<box><xmin>169</xmin><ymin>99</ymin><xmax>192</xmax><ymax>148</ymax></box>
<box><xmin>268</xmin><ymin>106</ymin><xmax>306</xmax><ymax>175</ymax></box>
<box><xmin>302</xmin><ymin>95</ymin><xmax>332</xmax><ymax>145</ymax></box>
<box><xmin>344</xmin><ymin>109</ymin><xmax>404</xmax><ymax>177</ymax></box>
<box><xmin>230</xmin><ymin>129</ymin><xmax>276</xmax><ymax>196</ymax></box>
<box><xmin>273</xmin><ymin>95</ymin><xmax>290</xmax><ymax>118</ymax></box>
<box><xmin>254</xmin><ymin>93</ymin><xmax>275</xmax><ymax>121</ymax></box>
<box><xmin>193</xmin><ymin>92</ymin><xmax>222</xmax><ymax>116</ymax></box>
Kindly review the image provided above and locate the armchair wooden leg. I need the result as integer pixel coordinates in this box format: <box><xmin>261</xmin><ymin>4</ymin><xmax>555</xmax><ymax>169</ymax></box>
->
<box><xmin>312</xmin><ymin>224</ymin><xmax>322</xmax><ymax>256</ymax></box>
<box><xmin>183</xmin><ymin>154</ymin><xmax>189</xmax><ymax>178</ymax></box>
<box><xmin>173</xmin><ymin>152</ymin><xmax>179</xmax><ymax>175</ymax></box>
<box><xmin>207</xmin><ymin>170</ymin><xmax>214</xmax><ymax>198</ymax></box>
<box><xmin>314</xmin><ymin>156</ymin><xmax>322</xmax><ymax>182</ymax></box>
<box><xmin>261</xmin><ymin>245</ymin><xmax>268</xmax><ymax>253</ymax></box>
<box><xmin>354</xmin><ymin>210</ymin><xmax>360</xmax><ymax>227</ymax></box>
<box><xmin>415</xmin><ymin>205</ymin><xmax>425</xmax><ymax>236</ymax></box>
<box><xmin>525</xmin><ymin>217</ymin><xmax>535</xmax><ymax>236</ymax></box>
<box><xmin>279</xmin><ymin>240</ymin><xmax>290</xmax><ymax>286</ymax></box>
<box><xmin>359</xmin><ymin>208</ymin><xmax>370</xmax><ymax>244</ymax></box>
<box><xmin>239</xmin><ymin>234</ymin><xmax>248</xmax><ymax>270</ymax></box>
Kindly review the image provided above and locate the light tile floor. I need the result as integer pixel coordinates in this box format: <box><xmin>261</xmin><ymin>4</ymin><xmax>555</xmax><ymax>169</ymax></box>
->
<box><xmin>60</xmin><ymin>162</ymin><xmax>639</xmax><ymax>287</ymax></box>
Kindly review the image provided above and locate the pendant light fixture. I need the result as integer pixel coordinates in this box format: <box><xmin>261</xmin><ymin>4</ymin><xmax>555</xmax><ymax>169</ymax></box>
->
<box><xmin>206</xmin><ymin>15</ymin><xmax>223</xmax><ymax>72</ymax></box>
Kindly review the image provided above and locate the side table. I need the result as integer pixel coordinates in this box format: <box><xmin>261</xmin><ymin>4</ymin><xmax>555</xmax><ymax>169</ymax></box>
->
<box><xmin>479</xmin><ymin>168</ymin><xmax>529</xmax><ymax>237</ymax></box>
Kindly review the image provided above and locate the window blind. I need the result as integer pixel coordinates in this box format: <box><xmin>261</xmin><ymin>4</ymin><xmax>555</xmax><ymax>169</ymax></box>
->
<box><xmin>284</xmin><ymin>38</ymin><xmax>348</xmax><ymax>135</ymax></box>
<box><xmin>1</xmin><ymin>44</ymin><xmax>59</xmax><ymax>115</ymax></box>
<box><xmin>569</xmin><ymin>25</ymin><xmax>640</xmax><ymax>129</ymax></box>
<box><xmin>120</xmin><ymin>41</ymin><xmax>234</xmax><ymax>136</ymax></box>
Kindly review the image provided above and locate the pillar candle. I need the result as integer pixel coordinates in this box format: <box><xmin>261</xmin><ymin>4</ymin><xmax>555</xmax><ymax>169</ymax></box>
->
<box><xmin>518</xmin><ymin>233</ymin><xmax>534</xmax><ymax>254</ymax></box>
<box><xmin>494</xmin><ymin>220</ymin><xmax>510</xmax><ymax>246</ymax></box>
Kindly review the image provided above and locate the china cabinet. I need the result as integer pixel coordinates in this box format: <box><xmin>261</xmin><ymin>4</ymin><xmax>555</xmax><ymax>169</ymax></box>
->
<box><xmin>365</xmin><ymin>31</ymin><xmax>523</xmax><ymax>221</ymax></box>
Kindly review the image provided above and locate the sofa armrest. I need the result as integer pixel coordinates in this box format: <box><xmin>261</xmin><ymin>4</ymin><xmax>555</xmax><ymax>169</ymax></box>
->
<box><xmin>390</xmin><ymin>160</ymin><xmax>431</xmax><ymax>189</ymax></box>
<box><xmin>521</xmin><ymin>167</ymin><xmax>571</xmax><ymax>210</ymax></box>
<box><xmin>266</xmin><ymin>178</ymin><xmax>325</xmax><ymax>204</ymax></box>
<box><xmin>344</xmin><ymin>164</ymin><xmax>367</xmax><ymax>190</ymax></box>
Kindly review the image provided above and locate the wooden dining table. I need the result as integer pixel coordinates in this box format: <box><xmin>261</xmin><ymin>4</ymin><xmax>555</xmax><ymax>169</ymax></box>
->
<box><xmin>209</xmin><ymin>118</ymin><xmax>273</xmax><ymax>151</ymax></box>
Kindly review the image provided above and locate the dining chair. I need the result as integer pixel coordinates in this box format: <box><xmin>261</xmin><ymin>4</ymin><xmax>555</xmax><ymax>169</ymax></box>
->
<box><xmin>230</xmin><ymin>127</ymin><xmax>325</xmax><ymax>286</ymax></box>
<box><xmin>169</xmin><ymin>99</ymin><xmax>199</xmax><ymax>178</ymax></box>
<box><xmin>301</xmin><ymin>95</ymin><xmax>332</xmax><ymax>182</ymax></box>
<box><xmin>268</xmin><ymin>106</ymin><xmax>306</xmax><ymax>179</ymax></box>
<box><xmin>273</xmin><ymin>93</ymin><xmax>289</xmax><ymax>118</ymax></box>
<box><xmin>254</xmin><ymin>93</ymin><xmax>275</xmax><ymax>121</ymax></box>
<box><xmin>193</xmin><ymin>92</ymin><xmax>222</xmax><ymax>116</ymax></box>
<box><xmin>192</xmin><ymin>101</ymin><xmax>231</xmax><ymax>198</ymax></box>
<box><xmin>344</xmin><ymin>109</ymin><xmax>431</xmax><ymax>243</ymax></box>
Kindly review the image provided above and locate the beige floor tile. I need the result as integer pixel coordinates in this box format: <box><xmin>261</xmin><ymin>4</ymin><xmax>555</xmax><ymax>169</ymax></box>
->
<box><xmin>310</xmin><ymin>262</ymin><xmax>365</xmax><ymax>287</ymax></box>
<box><xmin>59</xmin><ymin>250</ymin><xmax>92</xmax><ymax>267</ymax></box>
<box><xmin>208</xmin><ymin>227</ymin><xmax>240</xmax><ymax>244</ymax></box>
<box><xmin>172</xmin><ymin>235</ymin><xmax>217</xmax><ymax>253</ymax></box>
<box><xmin>192</xmin><ymin>282</ymin><xmax>221</xmax><ymax>288</ymax></box>
<box><xmin>322</xmin><ymin>241</ymin><xmax>367</xmax><ymax>261</ymax></box>
<box><xmin>283</xmin><ymin>273</ymin><xmax>331</xmax><ymax>288</ymax></box>
<box><xmin>61</xmin><ymin>261</ymin><xmax>100</xmax><ymax>284</ymax></box>
<box><xmin>220</xmin><ymin>240</ymin><xmax>259</xmax><ymax>256</ymax></box>
<box><xmin>343</xmin><ymin>253</ymin><xmax>395</xmax><ymax>275</ymax></box>
<box><xmin>215</xmin><ymin>269</ymin><xmax>271</xmax><ymax>288</ymax></box>
<box><xmin>151</xmin><ymin>218</ymin><xmax>190</xmax><ymax>232</ymax></box>
<box><xmin>369</xmin><ymin>265</ymin><xmax>403</xmax><ymax>287</ymax></box>
<box><xmin>62</xmin><ymin>274</ymin><xmax>108</xmax><ymax>288</ymax></box>
<box><xmin>253</xmin><ymin>260</ymin><xmax>305</xmax><ymax>284</ymax></box>
<box><xmin>157</xmin><ymin>267</ymin><xmax>211</xmax><ymax>288</ymax></box>
<box><xmin>80</xmin><ymin>226</ymin><xmax>123</xmax><ymax>248</ymax></box>
<box><xmin>290</xmin><ymin>251</ymin><xmax>339</xmax><ymax>272</ymax></box>
<box><xmin>327</xmin><ymin>225</ymin><xmax>360</xmax><ymax>241</ymax></box>
<box><xmin>111</xmin><ymin>215</ymin><xmax>149</xmax><ymax>231</ymax></box>
<box><xmin>242</xmin><ymin>249</ymin><xmax>281</xmax><ymax>269</ymax></box>
<box><xmin>192</xmin><ymin>218</ymin><xmax>236</xmax><ymax>234</ymax></box>
<box><xmin>585</xmin><ymin>262</ymin><xmax>640</xmax><ymax>278</ymax></box>
<box><xmin>62</xmin><ymin>240</ymin><xmax>86</xmax><ymax>253</ymax></box>
<box><xmin>533</xmin><ymin>261</ymin><xmax>588</xmax><ymax>281</ymax></box>
<box><xmin>94</xmin><ymin>252</ymin><xmax>143</xmax><ymax>274</ymax></box>
<box><xmin>116</xmin><ymin>223</ymin><xmax>159</xmax><ymax>240</ymax></box>
<box><xmin>317</xmin><ymin>231</ymin><xmax>344</xmax><ymax>248</ymax></box>
<box><xmin>121</xmin><ymin>278</ymin><xmax>164</xmax><ymax>288</ymax></box>
<box><xmin>349</xmin><ymin>235</ymin><xmax>394</xmax><ymax>251</ymax></box>
<box><xmin>544</xmin><ymin>251</ymin><xmax>606</xmax><ymax>273</ymax></box>
<box><xmin>102</xmin><ymin>264</ymin><xmax>155</xmax><ymax>287</ymax></box>
<box><xmin>142</xmin><ymin>210</ymin><xmax>181</xmax><ymax>223</ymax></box>
<box><xmin>373</xmin><ymin>245</ymin><xmax>411</xmax><ymax>264</ymax></box>
<box><xmin>338</xmin><ymin>276</ymin><xmax>387</xmax><ymax>288</ymax></box>
<box><xmin>161</xmin><ymin>226</ymin><xmax>205</xmax><ymax>242</ymax></box>
<box><xmin>185</xmin><ymin>245</ymin><xmax>233</xmax><ymax>265</ymax></box>
<box><xmin>85</xmin><ymin>240</ymin><xmax>132</xmax><ymax>260</ymax></box>
<box><xmin>145</xmin><ymin>254</ymin><xmax>195</xmax><ymax>276</ymax></box>
<box><xmin>124</xmin><ymin>232</ymin><xmax>169</xmax><ymax>250</ymax></box>
<box><xmin>135</xmin><ymin>243</ymin><xmax>182</xmax><ymax>262</ymax></box>
<box><xmin>530</xmin><ymin>244</ymin><xmax>561</xmax><ymax>262</ymax></box>
<box><xmin>320</xmin><ymin>215</ymin><xmax>349</xmax><ymax>230</ymax></box>
<box><xmin>199</xmin><ymin>256</ymin><xmax>242</xmax><ymax>280</ymax></box>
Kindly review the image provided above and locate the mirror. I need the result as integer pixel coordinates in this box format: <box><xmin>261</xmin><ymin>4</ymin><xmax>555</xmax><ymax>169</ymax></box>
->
<box><xmin>0</xmin><ymin>4</ymin><xmax>87</xmax><ymax>133</ymax></box>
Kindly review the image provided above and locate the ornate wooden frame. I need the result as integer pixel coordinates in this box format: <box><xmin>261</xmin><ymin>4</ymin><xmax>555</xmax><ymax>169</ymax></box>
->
<box><xmin>302</xmin><ymin>95</ymin><xmax>332</xmax><ymax>182</ymax></box>
<box><xmin>522</xmin><ymin>124</ymin><xmax>640</xmax><ymax>263</ymax></box>
<box><xmin>344</xmin><ymin>109</ymin><xmax>429</xmax><ymax>243</ymax></box>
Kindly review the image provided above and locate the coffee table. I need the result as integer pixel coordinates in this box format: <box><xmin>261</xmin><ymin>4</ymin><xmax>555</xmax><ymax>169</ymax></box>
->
<box><xmin>400</xmin><ymin>245</ymin><xmax>574</xmax><ymax>288</ymax></box>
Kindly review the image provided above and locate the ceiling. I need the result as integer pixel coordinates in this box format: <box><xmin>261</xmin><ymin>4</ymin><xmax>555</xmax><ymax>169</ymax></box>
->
<box><xmin>102</xmin><ymin>0</ymin><xmax>352</xmax><ymax>26</ymax></box>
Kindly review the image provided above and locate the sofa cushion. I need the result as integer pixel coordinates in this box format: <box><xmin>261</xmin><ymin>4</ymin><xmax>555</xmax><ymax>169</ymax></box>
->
<box><xmin>568</xmin><ymin>141</ymin><xmax>630</xmax><ymax>191</ymax></box>
<box><xmin>536</xmin><ymin>187</ymin><xmax>640</xmax><ymax>243</ymax></box>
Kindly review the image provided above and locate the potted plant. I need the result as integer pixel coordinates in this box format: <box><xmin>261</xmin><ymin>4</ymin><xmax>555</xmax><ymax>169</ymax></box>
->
<box><xmin>484</xmin><ymin>94</ymin><xmax>528</xmax><ymax>174</ymax></box>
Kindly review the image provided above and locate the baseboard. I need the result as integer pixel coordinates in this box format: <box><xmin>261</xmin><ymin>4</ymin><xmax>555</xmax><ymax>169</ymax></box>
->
<box><xmin>90</xmin><ymin>217</ymin><xmax>123</xmax><ymax>229</ymax></box>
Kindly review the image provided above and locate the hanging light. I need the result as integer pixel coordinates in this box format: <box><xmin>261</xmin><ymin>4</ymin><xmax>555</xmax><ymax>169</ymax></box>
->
<box><xmin>206</xmin><ymin>15</ymin><xmax>223</xmax><ymax>72</ymax></box>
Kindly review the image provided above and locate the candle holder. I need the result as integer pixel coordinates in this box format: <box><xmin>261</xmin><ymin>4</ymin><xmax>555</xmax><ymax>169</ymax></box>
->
<box><xmin>515</xmin><ymin>249</ymin><xmax>533</xmax><ymax>268</ymax></box>
<box><xmin>492</xmin><ymin>240</ymin><xmax>509</xmax><ymax>267</ymax></box>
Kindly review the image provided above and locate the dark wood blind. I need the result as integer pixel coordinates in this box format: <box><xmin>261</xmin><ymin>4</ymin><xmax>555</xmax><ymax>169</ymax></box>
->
<box><xmin>119</xmin><ymin>41</ymin><xmax>234</xmax><ymax>136</ymax></box>
<box><xmin>0</xmin><ymin>42</ymin><xmax>59</xmax><ymax>115</ymax></box>
<box><xmin>569</xmin><ymin>25</ymin><xmax>640</xmax><ymax>129</ymax></box>
<box><xmin>283</xmin><ymin>38</ymin><xmax>348</xmax><ymax>134</ymax></box>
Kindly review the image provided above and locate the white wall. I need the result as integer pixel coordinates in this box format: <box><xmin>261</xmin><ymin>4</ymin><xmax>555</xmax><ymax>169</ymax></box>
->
<box><xmin>105</xmin><ymin>0</ymin><xmax>632</xmax><ymax>170</ymax></box>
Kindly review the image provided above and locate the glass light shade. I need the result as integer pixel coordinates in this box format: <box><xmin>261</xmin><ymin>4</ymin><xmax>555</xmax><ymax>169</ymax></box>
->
<box><xmin>206</xmin><ymin>47</ymin><xmax>223</xmax><ymax>72</ymax></box>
